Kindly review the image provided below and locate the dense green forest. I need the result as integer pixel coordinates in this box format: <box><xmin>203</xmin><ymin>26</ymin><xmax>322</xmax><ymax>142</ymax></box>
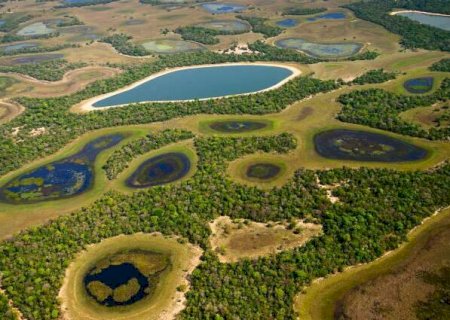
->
<box><xmin>174</xmin><ymin>25</ymin><xmax>247</xmax><ymax>45</ymax></box>
<box><xmin>337</xmin><ymin>79</ymin><xmax>450</xmax><ymax>140</ymax></box>
<box><xmin>0</xmin><ymin>132</ymin><xmax>449</xmax><ymax>319</ymax></box>
<box><xmin>0</xmin><ymin>292</ymin><xmax>18</xmax><ymax>320</ymax></box>
<box><xmin>236</xmin><ymin>16</ymin><xmax>283</xmax><ymax>38</ymax></box>
<box><xmin>282</xmin><ymin>7</ymin><xmax>327</xmax><ymax>16</ymax></box>
<box><xmin>344</xmin><ymin>0</ymin><xmax>450</xmax><ymax>51</ymax></box>
<box><xmin>0</xmin><ymin>59</ymin><xmax>86</xmax><ymax>81</ymax></box>
<box><xmin>103</xmin><ymin>129</ymin><xmax>194</xmax><ymax>179</ymax></box>
<box><xmin>430</xmin><ymin>59</ymin><xmax>450</xmax><ymax>72</ymax></box>
<box><xmin>350</xmin><ymin>69</ymin><xmax>397</xmax><ymax>85</ymax></box>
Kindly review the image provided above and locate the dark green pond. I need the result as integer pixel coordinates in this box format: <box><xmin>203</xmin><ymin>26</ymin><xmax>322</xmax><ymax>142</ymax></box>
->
<box><xmin>208</xmin><ymin>120</ymin><xmax>269</xmax><ymax>133</ymax></box>
<box><xmin>314</xmin><ymin>129</ymin><xmax>428</xmax><ymax>162</ymax></box>
<box><xmin>126</xmin><ymin>152</ymin><xmax>191</xmax><ymax>188</ymax></box>
<box><xmin>246</xmin><ymin>163</ymin><xmax>282</xmax><ymax>180</ymax></box>
<box><xmin>403</xmin><ymin>77</ymin><xmax>434</xmax><ymax>94</ymax></box>
<box><xmin>0</xmin><ymin>134</ymin><xmax>124</xmax><ymax>203</ymax></box>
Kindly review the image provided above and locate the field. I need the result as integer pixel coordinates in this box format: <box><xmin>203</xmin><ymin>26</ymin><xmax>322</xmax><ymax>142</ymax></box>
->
<box><xmin>294</xmin><ymin>206</ymin><xmax>450</xmax><ymax>320</ymax></box>
<box><xmin>0</xmin><ymin>0</ymin><xmax>448</xmax><ymax>319</ymax></box>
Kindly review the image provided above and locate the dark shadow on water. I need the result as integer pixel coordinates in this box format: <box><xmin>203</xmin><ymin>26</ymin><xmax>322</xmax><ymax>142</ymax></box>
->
<box><xmin>126</xmin><ymin>152</ymin><xmax>191</xmax><ymax>188</ymax></box>
<box><xmin>314</xmin><ymin>129</ymin><xmax>428</xmax><ymax>162</ymax></box>
<box><xmin>0</xmin><ymin>134</ymin><xmax>124</xmax><ymax>203</ymax></box>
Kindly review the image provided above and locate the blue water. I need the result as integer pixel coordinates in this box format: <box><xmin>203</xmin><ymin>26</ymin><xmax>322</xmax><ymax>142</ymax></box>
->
<box><xmin>93</xmin><ymin>65</ymin><xmax>293</xmax><ymax>107</ymax></box>
<box><xmin>0</xmin><ymin>42</ymin><xmax>39</xmax><ymax>53</ymax></box>
<box><xmin>0</xmin><ymin>20</ymin><xmax>5</xmax><ymax>27</ymax></box>
<box><xmin>277</xmin><ymin>19</ymin><xmax>298</xmax><ymax>28</ymax></box>
<box><xmin>396</xmin><ymin>12</ymin><xmax>450</xmax><ymax>31</ymax></box>
<box><xmin>0</xmin><ymin>134</ymin><xmax>124</xmax><ymax>203</ymax></box>
<box><xmin>202</xmin><ymin>3</ymin><xmax>247</xmax><ymax>14</ymax></box>
<box><xmin>403</xmin><ymin>77</ymin><xmax>434</xmax><ymax>94</ymax></box>
<box><xmin>307</xmin><ymin>12</ymin><xmax>346</xmax><ymax>22</ymax></box>
<box><xmin>84</xmin><ymin>263</ymin><xmax>149</xmax><ymax>306</ymax></box>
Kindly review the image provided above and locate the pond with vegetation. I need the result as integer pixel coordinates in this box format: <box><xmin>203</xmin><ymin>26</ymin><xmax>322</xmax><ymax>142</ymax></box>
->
<box><xmin>84</xmin><ymin>250</ymin><xmax>169</xmax><ymax>307</ymax></box>
<box><xmin>307</xmin><ymin>12</ymin><xmax>346</xmax><ymax>22</ymax></box>
<box><xmin>92</xmin><ymin>64</ymin><xmax>294</xmax><ymax>107</ymax></box>
<box><xmin>206</xmin><ymin>120</ymin><xmax>270</xmax><ymax>133</ymax></box>
<box><xmin>0</xmin><ymin>134</ymin><xmax>124</xmax><ymax>203</ymax></box>
<box><xmin>314</xmin><ymin>129</ymin><xmax>428</xmax><ymax>162</ymax></box>
<box><xmin>141</xmin><ymin>39</ymin><xmax>204</xmax><ymax>54</ymax></box>
<box><xmin>403</xmin><ymin>77</ymin><xmax>434</xmax><ymax>94</ymax></box>
<box><xmin>394</xmin><ymin>11</ymin><xmax>450</xmax><ymax>31</ymax></box>
<box><xmin>246</xmin><ymin>163</ymin><xmax>282</xmax><ymax>180</ymax></box>
<box><xmin>201</xmin><ymin>3</ymin><xmax>247</xmax><ymax>14</ymax></box>
<box><xmin>277</xmin><ymin>18</ymin><xmax>298</xmax><ymax>28</ymax></box>
<box><xmin>16</xmin><ymin>22</ymin><xmax>55</xmax><ymax>36</ymax></box>
<box><xmin>126</xmin><ymin>152</ymin><xmax>191</xmax><ymax>188</ymax></box>
<box><xmin>195</xmin><ymin>20</ymin><xmax>251</xmax><ymax>33</ymax></box>
<box><xmin>275</xmin><ymin>38</ymin><xmax>362</xmax><ymax>59</ymax></box>
<box><xmin>0</xmin><ymin>42</ymin><xmax>39</xmax><ymax>53</ymax></box>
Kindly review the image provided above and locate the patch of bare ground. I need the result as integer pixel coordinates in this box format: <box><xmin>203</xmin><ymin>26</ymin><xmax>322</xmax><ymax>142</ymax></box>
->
<box><xmin>335</xmin><ymin>211</ymin><xmax>450</xmax><ymax>320</ymax></box>
<box><xmin>209</xmin><ymin>216</ymin><xmax>322</xmax><ymax>263</ymax></box>
<box><xmin>316</xmin><ymin>176</ymin><xmax>343</xmax><ymax>204</ymax></box>
<box><xmin>0</xmin><ymin>288</ymin><xmax>23</xmax><ymax>320</ymax></box>
<box><xmin>0</xmin><ymin>100</ymin><xmax>24</xmax><ymax>124</ymax></box>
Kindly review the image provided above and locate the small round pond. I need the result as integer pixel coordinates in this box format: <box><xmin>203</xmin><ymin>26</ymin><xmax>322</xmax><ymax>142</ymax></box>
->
<box><xmin>246</xmin><ymin>163</ymin><xmax>282</xmax><ymax>180</ymax></box>
<box><xmin>126</xmin><ymin>152</ymin><xmax>191</xmax><ymax>188</ymax></box>
<box><xmin>0</xmin><ymin>134</ymin><xmax>124</xmax><ymax>203</ymax></box>
<box><xmin>206</xmin><ymin>120</ymin><xmax>270</xmax><ymax>133</ymax></box>
<box><xmin>314</xmin><ymin>129</ymin><xmax>428</xmax><ymax>162</ymax></box>
<box><xmin>277</xmin><ymin>18</ymin><xmax>298</xmax><ymax>28</ymax></box>
<box><xmin>84</xmin><ymin>250</ymin><xmax>169</xmax><ymax>307</ymax></box>
<box><xmin>202</xmin><ymin>3</ymin><xmax>247</xmax><ymax>14</ymax></box>
<box><xmin>195</xmin><ymin>20</ymin><xmax>251</xmax><ymax>33</ymax></box>
<box><xmin>275</xmin><ymin>38</ymin><xmax>362</xmax><ymax>59</ymax></box>
<box><xmin>91</xmin><ymin>64</ymin><xmax>295</xmax><ymax>108</ymax></box>
<box><xmin>403</xmin><ymin>77</ymin><xmax>434</xmax><ymax>94</ymax></box>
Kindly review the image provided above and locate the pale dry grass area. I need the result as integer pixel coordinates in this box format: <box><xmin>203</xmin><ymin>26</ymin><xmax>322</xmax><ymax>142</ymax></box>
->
<box><xmin>209</xmin><ymin>216</ymin><xmax>322</xmax><ymax>263</ymax></box>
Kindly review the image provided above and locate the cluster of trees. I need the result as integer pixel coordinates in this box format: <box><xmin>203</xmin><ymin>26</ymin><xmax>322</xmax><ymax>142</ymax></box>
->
<box><xmin>347</xmin><ymin>50</ymin><xmax>380</xmax><ymax>61</ymax></box>
<box><xmin>174</xmin><ymin>26</ymin><xmax>242</xmax><ymax>45</ymax></box>
<box><xmin>344</xmin><ymin>0</ymin><xmax>450</xmax><ymax>51</ymax></box>
<box><xmin>430</xmin><ymin>58</ymin><xmax>450</xmax><ymax>72</ymax></box>
<box><xmin>100</xmin><ymin>34</ymin><xmax>150</xmax><ymax>56</ymax></box>
<box><xmin>282</xmin><ymin>7</ymin><xmax>327</xmax><ymax>16</ymax></box>
<box><xmin>351</xmin><ymin>69</ymin><xmax>397</xmax><ymax>85</ymax></box>
<box><xmin>398</xmin><ymin>0</ymin><xmax>450</xmax><ymax>15</ymax></box>
<box><xmin>337</xmin><ymin>78</ymin><xmax>450</xmax><ymax>140</ymax></box>
<box><xmin>56</xmin><ymin>15</ymin><xmax>84</xmax><ymax>27</ymax></box>
<box><xmin>237</xmin><ymin>15</ymin><xmax>283</xmax><ymax>38</ymax></box>
<box><xmin>0</xmin><ymin>32</ymin><xmax>59</xmax><ymax>44</ymax></box>
<box><xmin>0</xmin><ymin>59</ymin><xmax>86</xmax><ymax>81</ymax></box>
<box><xmin>103</xmin><ymin>129</ymin><xmax>194</xmax><ymax>179</ymax></box>
<box><xmin>0</xmin><ymin>131</ymin><xmax>449</xmax><ymax>319</ymax></box>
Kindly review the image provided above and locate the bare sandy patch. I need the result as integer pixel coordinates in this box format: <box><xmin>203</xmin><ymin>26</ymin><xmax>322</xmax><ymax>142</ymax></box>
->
<box><xmin>209</xmin><ymin>216</ymin><xmax>322</xmax><ymax>263</ymax></box>
<box><xmin>0</xmin><ymin>100</ymin><xmax>24</xmax><ymax>124</ymax></box>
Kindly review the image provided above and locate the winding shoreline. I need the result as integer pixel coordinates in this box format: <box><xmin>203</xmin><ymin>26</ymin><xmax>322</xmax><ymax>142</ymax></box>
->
<box><xmin>72</xmin><ymin>62</ymin><xmax>301</xmax><ymax>113</ymax></box>
<box><xmin>390</xmin><ymin>10</ymin><xmax>450</xmax><ymax>17</ymax></box>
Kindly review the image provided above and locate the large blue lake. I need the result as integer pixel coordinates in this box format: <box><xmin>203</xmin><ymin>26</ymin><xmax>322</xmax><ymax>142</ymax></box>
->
<box><xmin>396</xmin><ymin>12</ymin><xmax>450</xmax><ymax>31</ymax></box>
<box><xmin>93</xmin><ymin>65</ymin><xmax>293</xmax><ymax>107</ymax></box>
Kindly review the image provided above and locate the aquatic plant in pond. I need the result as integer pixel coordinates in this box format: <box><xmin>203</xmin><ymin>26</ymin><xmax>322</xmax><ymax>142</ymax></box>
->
<box><xmin>277</xmin><ymin>19</ymin><xmax>298</xmax><ymax>28</ymax></box>
<box><xmin>141</xmin><ymin>39</ymin><xmax>204</xmax><ymax>54</ymax></box>
<box><xmin>395</xmin><ymin>12</ymin><xmax>450</xmax><ymax>31</ymax></box>
<box><xmin>126</xmin><ymin>152</ymin><xmax>191</xmax><ymax>188</ymax></box>
<box><xmin>84</xmin><ymin>250</ymin><xmax>169</xmax><ymax>307</ymax></box>
<box><xmin>314</xmin><ymin>129</ymin><xmax>428</xmax><ymax>162</ymax></box>
<box><xmin>307</xmin><ymin>12</ymin><xmax>346</xmax><ymax>22</ymax></box>
<box><xmin>202</xmin><ymin>3</ymin><xmax>247</xmax><ymax>14</ymax></box>
<box><xmin>92</xmin><ymin>65</ymin><xmax>294</xmax><ymax>107</ymax></box>
<box><xmin>275</xmin><ymin>38</ymin><xmax>362</xmax><ymax>59</ymax></box>
<box><xmin>246</xmin><ymin>163</ymin><xmax>282</xmax><ymax>180</ymax></box>
<box><xmin>403</xmin><ymin>77</ymin><xmax>434</xmax><ymax>94</ymax></box>
<box><xmin>16</xmin><ymin>22</ymin><xmax>55</xmax><ymax>36</ymax></box>
<box><xmin>0</xmin><ymin>134</ymin><xmax>124</xmax><ymax>203</ymax></box>
<box><xmin>10</xmin><ymin>53</ymin><xmax>64</xmax><ymax>65</ymax></box>
<box><xmin>195</xmin><ymin>20</ymin><xmax>251</xmax><ymax>33</ymax></box>
<box><xmin>207</xmin><ymin>120</ymin><xmax>269</xmax><ymax>133</ymax></box>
